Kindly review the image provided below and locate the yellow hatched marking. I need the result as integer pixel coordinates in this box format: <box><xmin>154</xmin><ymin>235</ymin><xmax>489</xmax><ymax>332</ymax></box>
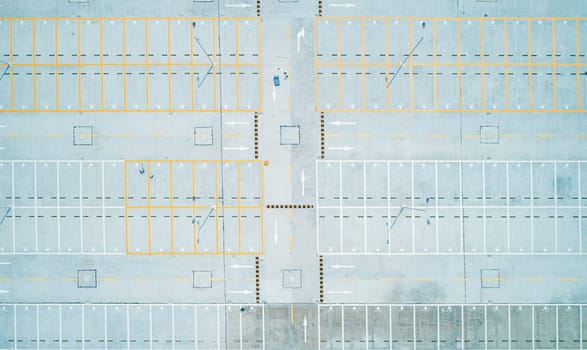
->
<box><xmin>55</xmin><ymin>20</ymin><xmax>59</xmax><ymax>110</ymax></box>
<box><xmin>337</xmin><ymin>19</ymin><xmax>341</xmax><ymax>110</ymax></box>
<box><xmin>432</xmin><ymin>19</ymin><xmax>437</xmax><ymax>110</ymax></box>
<box><xmin>503</xmin><ymin>19</ymin><xmax>508</xmax><ymax>109</ymax></box>
<box><xmin>409</xmin><ymin>20</ymin><xmax>413</xmax><ymax>111</ymax></box>
<box><xmin>528</xmin><ymin>19</ymin><xmax>533</xmax><ymax>110</ymax></box>
<box><xmin>77</xmin><ymin>19</ymin><xmax>81</xmax><ymax>111</ymax></box>
<box><xmin>145</xmin><ymin>20</ymin><xmax>149</xmax><ymax>110</ymax></box>
<box><xmin>552</xmin><ymin>19</ymin><xmax>556</xmax><ymax>109</ymax></box>
<box><xmin>479</xmin><ymin>20</ymin><xmax>484</xmax><ymax>110</ymax></box>
<box><xmin>167</xmin><ymin>19</ymin><xmax>172</xmax><ymax>110</ymax></box>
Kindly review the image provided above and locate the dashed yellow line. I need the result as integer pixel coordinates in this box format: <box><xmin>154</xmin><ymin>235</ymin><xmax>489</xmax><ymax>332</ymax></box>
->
<box><xmin>150</xmin><ymin>133</ymin><xmax>167</xmax><ymax>139</ymax></box>
<box><xmin>377</xmin><ymin>277</ymin><xmax>397</xmax><ymax>281</ymax></box>
<box><xmin>26</xmin><ymin>277</ymin><xmax>44</xmax><ymax>281</ymax></box>
<box><xmin>7</xmin><ymin>133</ymin><xmax>25</xmax><ymax>139</ymax></box>
<box><xmin>575</xmin><ymin>134</ymin><xmax>587</xmax><ymax>139</ymax></box>
<box><xmin>501</xmin><ymin>133</ymin><xmax>519</xmax><ymax>139</ymax></box>
<box><xmin>356</xmin><ymin>133</ymin><xmax>374</xmax><ymax>139</ymax></box>
<box><xmin>415</xmin><ymin>277</ymin><xmax>433</xmax><ymax>281</ymax></box>
<box><xmin>98</xmin><ymin>277</ymin><xmax>117</xmax><ymax>281</ymax></box>
<box><xmin>481</xmin><ymin>277</ymin><xmax>504</xmax><ymax>281</ymax></box>
<box><xmin>79</xmin><ymin>133</ymin><xmax>95</xmax><ymax>139</ymax></box>
<box><xmin>245</xmin><ymin>277</ymin><xmax>262</xmax><ymax>281</ymax></box>
<box><xmin>134</xmin><ymin>277</ymin><xmax>154</xmax><ymax>281</ymax></box>
<box><xmin>450</xmin><ymin>277</ymin><xmax>468</xmax><ymax>282</ymax></box>
<box><xmin>522</xmin><ymin>277</ymin><xmax>543</xmax><ymax>282</ymax></box>
<box><xmin>391</xmin><ymin>134</ymin><xmax>409</xmax><ymax>139</ymax></box>
<box><xmin>0</xmin><ymin>277</ymin><xmax>9</xmax><ymax>281</ymax></box>
<box><xmin>116</xmin><ymin>133</ymin><xmax>134</xmax><ymax>138</ymax></box>
<box><xmin>536</xmin><ymin>134</ymin><xmax>555</xmax><ymax>139</ymax></box>
<box><xmin>324</xmin><ymin>134</ymin><xmax>341</xmax><ymax>138</ymax></box>
<box><xmin>210</xmin><ymin>277</ymin><xmax>224</xmax><ymax>281</ymax></box>
<box><xmin>340</xmin><ymin>277</ymin><xmax>360</xmax><ymax>281</ymax></box>
<box><xmin>43</xmin><ymin>133</ymin><xmax>63</xmax><ymax>138</ymax></box>
<box><xmin>559</xmin><ymin>277</ymin><xmax>577</xmax><ymax>281</ymax></box>
<box><xmin>428</xmin><ymin>134</ymin><xmax>448</xmax><ymax>139</ymax></box>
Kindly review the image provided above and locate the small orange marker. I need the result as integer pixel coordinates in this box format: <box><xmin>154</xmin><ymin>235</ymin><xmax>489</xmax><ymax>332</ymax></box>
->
<box><xmin>263</xmin><ymin>160</ymin><xmax>269</xmax><ymax>166</ymax></box>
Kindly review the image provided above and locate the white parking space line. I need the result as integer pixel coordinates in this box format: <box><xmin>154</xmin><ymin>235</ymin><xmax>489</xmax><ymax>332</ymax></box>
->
<box><xmin>57</xmin><ymin>164</ymin><xmax>61</xmax><ymax>253</ymax></box>
<box><xmin>339</xmin><ymin>162</ymin><xmax>343</xmax><ymax>252</ymax></box>
<box><xmin>318</xmin><ymin>160</ymin><xmax>587</xmax><ymax>255</ymax></box>
<box><xmin>365</xmin><ymin>307</ymin><xmax>368</xmax><ymax>350</ymax></box>
<box><xmin>126</xmin><ymin>305</ymin><xmax>130</xmax><ymax>350</ymax></box>
<box><xmin>239</xmin><ymin>305</ymin><xmax>243</xmax><ymax>350</ymax></box>
<box><xmin>411</xmin><ymin>162</ymin><xmax>415</xmax><ymax>253</ymax></box>
<box><xmin>389</xmin><ymin>305</ymin><xmax>393</xmax><ymax>350</ymax></box>
<box><xmin>80</xmin><ymin>163</ymin><xmax>84</xmax><ymax>253</ymax></box>
<box><xmin>33</xmin><ymin>163</ymin><xmax>38</xmax><ymax>253</ymax></box>
<box><xmin>194</xmin><ymin>305</ymin><xmax>198</xmax><ymax>350</ymax></box>
<box><xmin>554</xmin><ymin>163</ymin><xmax>559</xmax><ymax>253</ymax></box>
<box><xmin>104</xmin><ymin>306</ymin><xmax>108</xmax><ymax>350</ymax></box>
<box><xmin>102</xmin><ymin>162</ymin><xmax>106</xmax><ymax>253</ymax></box>
<box><xmin>412</xmin><ymin>307</ymin><xmax>416</xmax><ymax>350</ymax></box>
<box><xmin>341</xmin><ymin>306</ymin><xmax>345</xmax><ymax>350</ymax></box>
<box><xmin>482</xmin><ymin>162</ymin><xmax>487</xmax><ymax>252</ymax></box>
<box><xmin>149</xmin><ymin>305</ymin><xmax>153</xmax><ymax>350</ymax></box>
<box><xmin>262</xmin><ymin>304</ymin><xmax>266</xmax><ymax>350</ymax></box>
<box><xmin>363</xmin><ymin>163</ymin><xmax>367</xmax><ymax>252</ymax></box>
<box><xmin>506</xmin><ymin>163</ymin><xmax>510</xmax><ymax>252</ymax></box>
<box><xmin>530</xmin><ymin>165</ymin><xmax>535</xmax><ymax>252</ymax></box>
<box><xmin>579</xmin><ymin>163</ymin><xmax>583</xmax><ymax>254</ymax></box>
<box><xmin>216</xmin><ymin>305</ymin><xmax>220</xmax><ymax>350</ymax></box>
<box><xmin>11</xmin><ymin>162</ymin><xmax>15</xmax><ymax>253</ymax></box>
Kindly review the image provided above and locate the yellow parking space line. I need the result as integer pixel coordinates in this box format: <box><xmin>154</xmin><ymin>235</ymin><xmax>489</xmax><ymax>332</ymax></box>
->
<box><xmin>463</xmin><ymin>134</ymin><xmax>480</xmax><ymax>139</ymax></box>
<box><xmin>522</xmin><ymin>277</ymin><xmax>542</xmax><ymax>282</ymax></box>
<box><xmin>356</xmin><ymin>133</ymin><xmax>374</xmax><ymax>139</ymax></box>
<box><xmin>324</xmin><ymin>134</ymin><xmax>341</xmax><ymax>138</ymax></box>
<box><xmin>377</xmin><ymin>277</ymin><xmax>397</xmax><ymax>281</ymax></box>
<box><xmin>481</xmin><ymin>277</ymin><xmax>504</xmax><ymax>281</ymax></box>
<box><xmin>210</xmin><ymin>277</ymin><xmax>224</xmax><ymax>281</ymax></box>
<box><xmin>150</xmin><ymin>133</ymin><xmax>168</xmax><ymax>138</ymax></box>
<box><xmin>415</xmin><ymin>277</ymin><xmax>433</xmax><ymax>281</ymax></box>
<box><xmin>224</xmin><ymin>133</ymin><xmax>241</xmax><ymax>138</ymax></box>
<box><xmin>7</xmin><ymin>133</ymin><xmax>25</xmax><ymax>139</ymax></box>
<box><xmin>536</xmin><ymin>134</ymin><xmax>555</xmax><ymax>139</ymax></box>
<box><xmin>27</xmin><ymin>277</ymin><xmax>45</xmax><ymax>281</ymax></box>
<box><xmin>79</xmin><ymin>133</ymin><xmax>95</xmax><ymax>139</ymax></box>
<box><xmin>0</xmin><ymin>277</ymin><xmax>9</xmax><ymax>281</ymax></box>
<box><xmin>245</xmin><ymin>277</ymin><xmax>262</xmax><ymax>281</ymax></box>
<box><xmin>500</xmin><ymin>133</ymin><xmax>519</xmax><ymax>139</ymax></box>
<box><xmin>116</xmin><ymin>133</ymin><xmax>134</xmax><ymax>138</ymax></box>
<box><xmin>290</xmin><ymin>304</ymin><xmax>294</xmax><ymax>325</ymax></box>
<box><xmin>428</xmin><ymin>134</ymin><xmax>448</xmax><ymax>139</ymax></box>
<box><xmin>450</xmin><ymin>277</ymin><xmax>468</xmax><ymax>282</ymax></box>
<box><xmin>339</xmin><ymin>277</ymin><xmax>360</xmax><ymax>282</ymax></box>
<box><xmin>43</xmin><ymin>133</ymin><xmax>63</xmax><ymax>138</ymax></box>
<box><xmin>559</xmin><ymin>277</ymin><xmax>578</xmax><ymax>281</ymax></box>
<box><xmin>575</xmin><ymin>134</ymin><xmax>587</xmax><ymax>138</ymax></box>
<box><xmin>62</xmin><ymin>277</ymin><xmax>77</xmax><ymax>281</ymax></box>
<box><xmin>391</xmin><ymin>134</ymin><xmax>409</xmax><ymax>139</ymax></box>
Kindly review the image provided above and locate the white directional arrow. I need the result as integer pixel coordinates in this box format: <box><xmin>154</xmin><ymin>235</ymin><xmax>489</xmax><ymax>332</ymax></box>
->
<box><xmin>328</xmin><ymin>121</ymin><xmax>356</xmax><ymax>126</ymax></box>
<box><xmin>330</xmin><ymin>264</ymin><xmax>355</xmax><ymax>269</ymax></box>
<box><xmin>297</xmin><ymin>27</ymin><xmax>305</xmax><ymax>53</ymax></box>
<box><xmin>225</xmin><ymin>3</ymin><xmax>252</xmax><ymax>8</ymax></box>
<box><xmin>227</xmin><ymin>290</ymin><xmax>254</xmax><ymax>295</ymax></box>
<box><xmin>327</xmin><ymin>146</ymin><xmax>353</xmax><ymax>151</ymax></box>
<box><xmin>228</xmin><ymin>264</ymin><xmax>254</xmax><ymax>269</ymax></box>
<box><xmin>327</xmin><ymin>290</ymin><xmax>353</xmax><ymax>294</ymax></box>
<box><xmin>303</xmin><ymin>315</ymin><xmax>308</xmax><ymax>343</ymax></box>
<box><xmin>223</xmin><ymin>146</ymin><xmax>250</xmax><ymax>151</ymax></box>
<box><xmin>329</xmin><ymin>3</ymin><xmax>356</xmax><ymax>7</ymax></box>
<box><xmin>300</xmin><ymin>170</ymin><xmax>306</xmax><ymax>197</ymax></box>
<box><xmin>223</xmin><ymin>121</ymin><xmax>250</xmax><ymax>126</ymax></box>
<box><xmin>274</xmin><ymin>218</ymin><xmax>278</xmax><ymax>245</ymax></box>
